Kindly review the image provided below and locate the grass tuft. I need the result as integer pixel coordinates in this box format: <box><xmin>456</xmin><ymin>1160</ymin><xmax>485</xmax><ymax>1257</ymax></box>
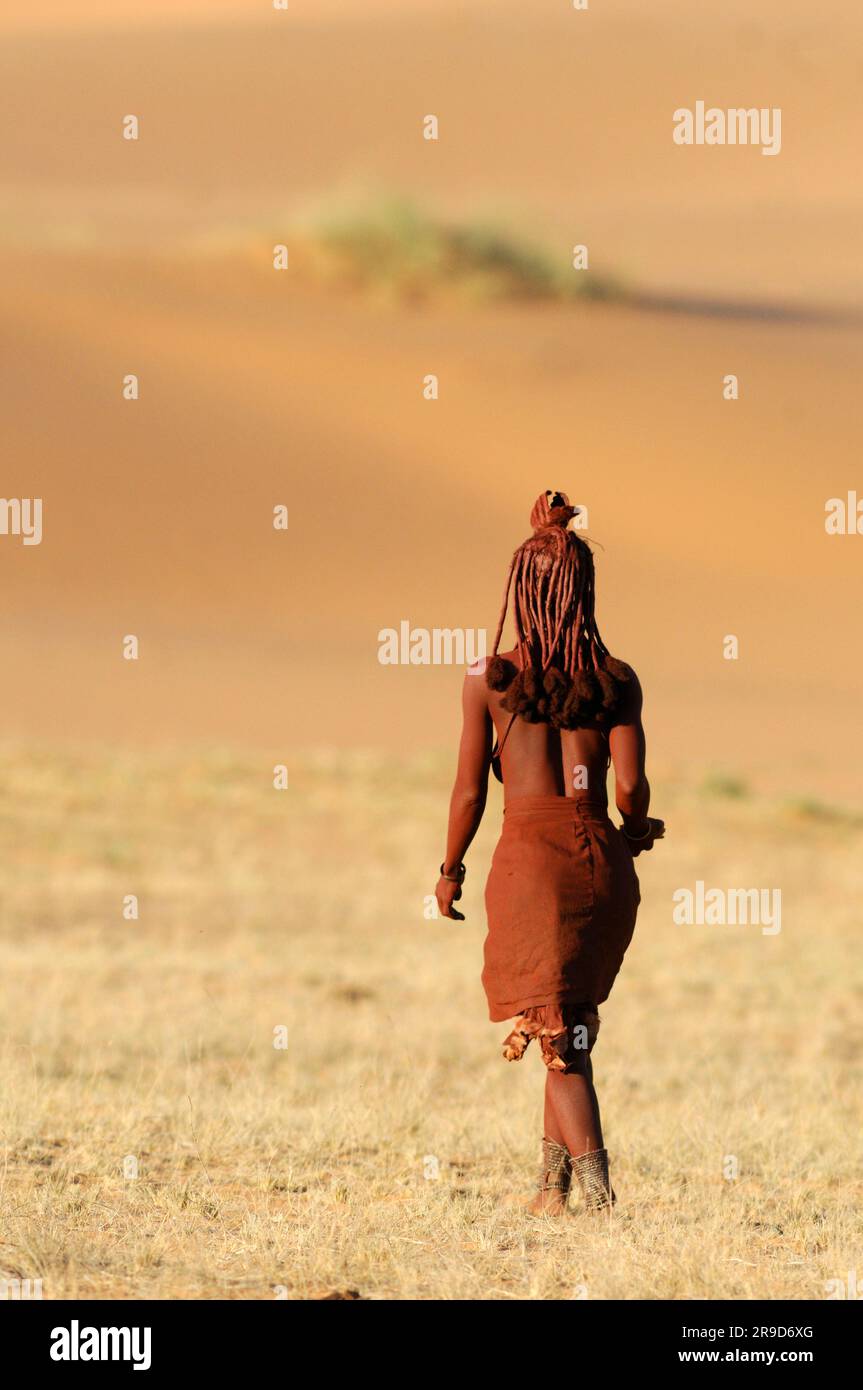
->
<box><xmin>294</xmin><ymin>195</ymin><xmax>624</xmax><ymax>305</ymax></box>
<box><xmin>700</xmin><ymin>772</ymin><xmax>750</xmax><ymax>800</ymax></box>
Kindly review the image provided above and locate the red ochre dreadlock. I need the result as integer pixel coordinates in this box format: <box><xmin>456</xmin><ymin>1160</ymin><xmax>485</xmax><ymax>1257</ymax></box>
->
<box><xmin>485</xmin><ymin>490</ymin><xmax>632</xmax><ymax>727</ymax></box>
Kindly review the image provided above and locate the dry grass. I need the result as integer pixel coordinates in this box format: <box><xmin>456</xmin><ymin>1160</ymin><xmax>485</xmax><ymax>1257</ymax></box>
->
<box><xmin>0</xmin><ymin>743</ymin><xmax>861</xmax><ymax>1300</ymax></box>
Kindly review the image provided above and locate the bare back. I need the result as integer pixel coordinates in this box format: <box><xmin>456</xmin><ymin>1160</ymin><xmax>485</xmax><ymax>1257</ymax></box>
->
<box><xmin>488</xmin><ymin>648</ymin><xmax>643</xmax><ymax>806</ymax></box>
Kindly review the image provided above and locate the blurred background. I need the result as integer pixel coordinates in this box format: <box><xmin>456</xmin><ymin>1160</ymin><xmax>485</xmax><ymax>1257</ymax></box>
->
<box><xmin>1</xmin><ymin>0</ymin><xmax>862</xmax><ymax>792</ymax></box>
<box><xmin>1</xmin><ymin>0</ymin><xmax>862</xmax><ymax>1300</ymax></box>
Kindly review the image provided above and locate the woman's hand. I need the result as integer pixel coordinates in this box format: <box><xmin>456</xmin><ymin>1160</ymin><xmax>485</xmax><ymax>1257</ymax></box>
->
<box><xmin>436</xmin><ymin>875</ymin><xmax>465</xmax><ymax>921</ymax></box>
<box><xmin>622</xmin><ymin>817</ymin><xmax>666</xmax><ymax>856</ymax></box>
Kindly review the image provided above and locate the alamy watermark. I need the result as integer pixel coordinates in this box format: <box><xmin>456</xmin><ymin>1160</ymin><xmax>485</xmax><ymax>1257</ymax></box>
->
<box><xmin>2</xmin><ymin>1277</ymin><xmax>43</xmax><ymax>1299</ymax></box>
<box><xmin>673</xmin><ymin>102</ymin><xmax>781</xmax><ymax>157</ymax></box>
<box><xmin>673</xmin><ymin>880</ymin><xmax>781</xmax><ymax>935</ymax></box>
<box><xmin>378</xmin><ymin>622</ymin><xmax>487</xmax><ymax>666</ymax></box>
<box><xmin>0</xmin><ymin>497</ymin><xmax>42</xmax><ymax>545</ymax></box>
<box><xmin>50</xmin><ymin>1322</ymin><xmax>151</xmax><ymax>1370</ymax></box>
<box><xmin>824</xmin><ymin>1269</ymin><xmax>862</xmax><ymax>1300</ymax></box>
<box><xmin>825</xmin><ymin>492</ymin><xmax>863</xmax><ymax>535</ymax></box>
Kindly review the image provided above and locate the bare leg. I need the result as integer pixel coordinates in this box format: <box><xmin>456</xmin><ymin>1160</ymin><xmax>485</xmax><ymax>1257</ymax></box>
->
<box><xmin>525</xmin><ymin>1056</ymin><xmax>601</xmax><ymax>1216</ymax></box>
<box><xmin>545</xmin><ymin>1054</ymin><xmax>616</xmax><ymax>1209</ymax></box>
<box><xmin>523</xmin><ymin>1079</ymin><xmax>571</xmax><ymax>1215</ymax></box>
<box><xmin>543</xmin><ymin>1076</ymin><xmax>566</xmax><ymax>1147</ymax></box>
<box><xmin>544</xmin><ymin>1054</ymin><xmax>603</xmax><ymax>1157</ymax></box>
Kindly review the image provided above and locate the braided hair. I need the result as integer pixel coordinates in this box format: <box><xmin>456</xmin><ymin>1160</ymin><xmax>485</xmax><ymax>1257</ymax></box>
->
<box><xmin>486</xmin><ymin>490</ymin><xmax>632</xmax><ymax>727</ymax></box>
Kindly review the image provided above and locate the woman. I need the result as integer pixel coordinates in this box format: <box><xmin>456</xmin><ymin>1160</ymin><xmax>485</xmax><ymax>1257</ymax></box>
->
<box><xmin>435</xmin><ymin>490</ymin><xmax>664</xmax><ymax>1215</ymax></box>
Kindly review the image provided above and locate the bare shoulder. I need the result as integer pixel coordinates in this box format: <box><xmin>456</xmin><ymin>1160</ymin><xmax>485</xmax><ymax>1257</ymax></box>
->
<box><xmin>463</xmin><ymin>659</ymin><xmax>492</xmax><ymax>709</ymax></box>
<box><xmin>611</xmin><ymin>660</ymin><xmax>644</xmax><ymax>723</ymax></box>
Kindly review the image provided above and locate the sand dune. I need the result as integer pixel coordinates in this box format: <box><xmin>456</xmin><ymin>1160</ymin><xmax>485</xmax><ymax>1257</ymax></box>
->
<box><xmin>1</xmin><ymin>247</ymin><xmax>861</xmax><ymax>796</ymax></box>
<box><xmin>1</xmin><ymin>2</ymin><xmax>860</xmax><ymax>795</ymax></box>
<box><xmin>1</xmin><ymin>2</ymin><xmax>862</xmax><ymax>306</ymax></box>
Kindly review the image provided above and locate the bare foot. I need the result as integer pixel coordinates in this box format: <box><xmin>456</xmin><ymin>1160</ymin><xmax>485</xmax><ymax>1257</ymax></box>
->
<box><xmin>524</xmin><ymin>1187</ymin><xmax>568</xmax><ymax>1216</ymax></box>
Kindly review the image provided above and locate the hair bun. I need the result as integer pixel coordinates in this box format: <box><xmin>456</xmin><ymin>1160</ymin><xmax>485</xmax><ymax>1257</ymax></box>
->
<box><xmin>530</xmin><ymin>490</ymin><xmax>578</xmax><ymax>532</ymax></box>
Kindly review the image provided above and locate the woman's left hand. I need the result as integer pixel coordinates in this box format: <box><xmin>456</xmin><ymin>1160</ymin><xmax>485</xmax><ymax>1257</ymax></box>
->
<box><xmin>436</xmin><ymin>876</ymin><xmax>465</xmax><ymax>921</ymax></box>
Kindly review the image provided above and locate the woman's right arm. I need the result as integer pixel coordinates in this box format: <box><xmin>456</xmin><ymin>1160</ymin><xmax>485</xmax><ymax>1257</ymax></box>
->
<box><xmin>608</xmin><ymin>671</ymin><xmax>665</xmax><ymax>853</ymax></box>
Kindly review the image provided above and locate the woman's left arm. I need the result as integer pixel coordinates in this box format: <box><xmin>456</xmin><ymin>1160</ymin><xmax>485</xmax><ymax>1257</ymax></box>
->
<box><xmin>435</xmin><ymin>668</ymin><xmax>493</xmax><ymax>920</ymax></box>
